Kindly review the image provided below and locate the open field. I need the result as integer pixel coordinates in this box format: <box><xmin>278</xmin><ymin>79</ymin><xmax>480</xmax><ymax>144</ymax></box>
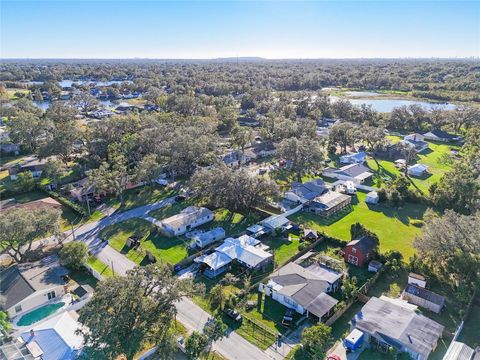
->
<box><xmin>291</xmin><ymin>191</ymin><xmax>426</xmax><ymax>259</ymax></box>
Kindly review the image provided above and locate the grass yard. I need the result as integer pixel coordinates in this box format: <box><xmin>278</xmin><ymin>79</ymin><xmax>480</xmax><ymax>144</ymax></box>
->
<box><xmin>244</xmin><ymin>293</ymin><xmax>291</xmax><ymax>335</ymax></box>
<box><xmin>291</xmin><ymin>191</ymin><xmax>426</xmax><ymax>259</ymax></box>
<box><xmin>68</xmin><ymin>267</ymin><xmax>99</xmax><ymax>288</ymax></box>
<box><xmin>85</xmin><ymin>255</ymin><xmax>114</xmax><ymax>277</ymax></box>
<box><xmin>147</xmin><ymin>199</ymin><xmax>192</xmax><ymax>220</ymax></box>
<box><xmin>100</xmin><ymin>218</ymin><xmax>191</xmax><ymax>265</ymax></box>
<box><xmin>104</xmin><ymin>184</ymin><xmax>176</xmax><ymax>211</ymax></box>
<box><xmin>261</xmin><ymin>233</ymin><xmax>301</xmax><ymax>267</ymax></box>
<box><xmin>199</xmin><ymin>208</ymin><xmax>263</xmax><ymax>237</ymax></box>
<box><xmin>458</xmin><ymin>303</ymin><xmax>480</xmax><ymax>348</ymax></box>
<box><xmin>368</xmin><ymin>137</ymin><xmax>460</xmax><ymax>193</ymax></box>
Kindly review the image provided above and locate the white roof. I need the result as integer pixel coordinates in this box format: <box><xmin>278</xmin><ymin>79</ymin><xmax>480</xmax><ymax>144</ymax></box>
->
<box><xmin>366</xmin><ymin>191</ymin><xmax>378</xmax><ymax>198</ymax></box>
<box><xmin>345</xmin><ymin>328</ymin><xmax>364</xmax><ymax>343</ymax></box>
<box><xmin>29</xmin><ymin>311</ymin><xmax>83</xmax><ymax>349</ymax></box>
<box><xmin>215</xmin><ymin>236</ymin><xmax>271</xmax><ymax>268</ymax></box>
<box><xmin>194</xmin><ymin>252</ymin><xmax>232</xmax><ymax>271</ymax></box>
<box><xmin>408</xmin><ymin>164</ymin><xmax>428</xmax><ymax>171</ymax></box>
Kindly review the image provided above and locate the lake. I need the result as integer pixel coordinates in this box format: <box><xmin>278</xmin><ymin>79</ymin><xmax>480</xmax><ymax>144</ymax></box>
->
<box><xmin>58</xmin><ymin>79</ymin><xmax>132</xmax><ymax>88</ymax></box>
<box><xmin>33</xmin><ymin>99</ymin><xmax>115</xmax><ymax>110</ymax></box>
<box><xmin>330</xmin><ymin>96</ymin><xmax>456</xmax><ymax>112</ymax></box>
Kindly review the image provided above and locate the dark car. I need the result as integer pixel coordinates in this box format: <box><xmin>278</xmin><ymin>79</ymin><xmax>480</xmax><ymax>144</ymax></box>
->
<box><xmin>282</xmin><ymin>309</ymin><xmax>295</xmax><ymax>327</ymax></box>
<box><xmin>224</xmin><ymin>308</ymin><xmax>242</xmax><ymax>322</ymax></box>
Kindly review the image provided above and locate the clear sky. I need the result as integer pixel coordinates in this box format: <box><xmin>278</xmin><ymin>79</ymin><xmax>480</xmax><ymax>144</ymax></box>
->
<box><xmin>1</xmin><ymin>1</ymin><xmax>479</xmax><ymax>59</ymax></box>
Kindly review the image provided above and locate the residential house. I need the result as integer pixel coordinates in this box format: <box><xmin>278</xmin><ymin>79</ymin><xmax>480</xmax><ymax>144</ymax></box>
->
<box><xmin>0</xmin><ymin>256</ymin><xmax>68</xmax><ymax>318</ymax></box>
<box><xmin>259</xmin><ymin>261</ymin><xmax>342</xmax><ymax>322</ymax></box>
<box><xmin>305</xmin><ymin>190</ymin><xmax>352</xmax><ymax>218</ymax></box>
<box><xmin>20</xmin><ymin>311</ymin><xmax>84</xmax><ymax>360</ymax></box>
<box><xmin>284</xmin><ymin>178</ymin><xmax>328</xmax><ymax>204</ymax></box>
<box><xmin>237</xmin><ymin>117</ymin><xmax>260</xmax><ymax>127</ymax></box>
<box><xmin>340</xmin><ymin>151</ymin><xmax>367</xmax><ymax>165</ymax></box>
<box><xmin>260</xmin><ymin>214</ymin><xmax>290</xmax><ymax>234</ymax></box>
<box><xmin>402</xmin><ymin>284</ymin><xmax>445</xmax><ymax>313</ymax></box>
<box><xmin>351</xmin><ymin>296</ymin><xmax>444</xmax><ymax>360</ymax></box>
<box><xmin>1</xmin><ymin>197</ymin><xmax>62</xmax><ymax>212</ymax></box>
<box><xmin>343</xmin><ymin>236</ymin><xmax>377</xmax><ymax>266</ymax></box>
<box><xmin>322</xmin><ymin>163</ymin><xmax>373</xmax><ymax>184</ymax></box>
<box><xmin>423</xmin><ymin>129</ymin><xmax>461</xmax><ymax>143</ymax></box>
<box><xmin>69</xmin><ymin>177</ymin><xmax>97</xmax><ymax>202</ymax></box>
<box><xmin>303</xmin><ymin>229</ymin><xmax>318</xmax><ymax>241</ymax></box>
<box><xmin>221</xmin><ymin>150</ymin><xmax>250</xmax><ymax>167</ymax></box>
<box><xmin>408</xmin><ymin>163</ymin><xmax>428</xmax><ymax>177</ymax></box>
<box><xmin>195</xmin><ymin>235</ymin><xmax>273</xmax><ymax>278</ymax></box>
<box><xmin>192</xmin><ymin>227</ymin><xmax>226</xmax><ymax>249</ymax></box>
<box><xmin>402</xmin><ymin>133</ymin><xmax>429</xmax><ymax>153</ymax></box>
<box><xmin>8</xmin><ymin>156</ymin><xmax>48</xmax><ymax>180</ymax></box>
<box><xmin>443</xmin><ymin>341</ymin><xmax>475</xmax><ymax>360</ymax></box>
<box><xmin>157</xmin><ymin>206</ymin><xmax>214</xmax><ymax>237</ymax></box>
<box><xmin>245</xmin><ymin>141</ymin><xmax>276</xmax><ymax>159</ymax></box>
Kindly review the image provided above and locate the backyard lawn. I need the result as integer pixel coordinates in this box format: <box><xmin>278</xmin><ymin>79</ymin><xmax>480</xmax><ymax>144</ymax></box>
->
<box><xmin>368</xmin><ymin>137</ymin><xmax>460</xmax><ymax>193</ymax></box>
<box><xmin>291</xmin><ymin>191</ymin><xmax>426</xmax><ymax>259</ymax></box>
<box><xmin>85</xmin><ymin>255</ymin><xmax>114</xmax><ymax>277</ymax></box>
<box><xmin>261</xmin><ymin>233</ymin><xmax>301</xmax><ymax>267</ymax></box>
<box><xmin>99</xmin><ymin>218</ymin><xmax>191</xmax><ymax>265</ymax></box>
<box><xmin>199</xmin><ymin>208</ymin><xmax>263</xmax><ymax>237</ymax></box>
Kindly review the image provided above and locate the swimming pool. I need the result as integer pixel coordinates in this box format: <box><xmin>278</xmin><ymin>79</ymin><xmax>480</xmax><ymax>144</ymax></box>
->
<box><xmin>17</xmin><ymin>302</ymin><xmax>65</xmax><ymax>326</ymax></box>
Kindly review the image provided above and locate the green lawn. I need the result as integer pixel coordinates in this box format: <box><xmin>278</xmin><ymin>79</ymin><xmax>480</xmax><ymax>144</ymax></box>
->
<box><xmin>68</xmin><ymin>267</ymin><xmax>99</xmax><ymax>288</ymax></box>
<box><xmin>262</xmin><ymin>233</ymin><xmax>301</xmax><ymax>267</ymax></box>
<box><xmin>100</xmin><ymin>218</ymin><xmax>191</xmax><ymax>265</ymax></box>
<box><xmin>85</xmin><ymin>255</ymin><xmax>114</xmax><ymax>277</ymax></box>
<box><xmin>104</xmin><ymin>184</ymin><xmax>176</xmax><ymax>211</ymax></box>
<box><xmin>368</xmin><ymin>137</ymin><xmax>460</xmax><ymax>193</ymax></box>
<box><xmin>291</xmin><ymin>191</ymin><xmax>426</xmax><ymax>259</ymax></box>
<box><xmin>458</xmin><ymin>304</ymin><xmax>480</xmax><ymax>348</ymax></box>
<box><xmin>244</xmin><ymin>293</ymin><xmax>291</xmax><ymax>335</ymax></box>
<box><xmin>199</xmin><ymin>208</ymin><xmax>263</xmax><ymax>237</ymax></box>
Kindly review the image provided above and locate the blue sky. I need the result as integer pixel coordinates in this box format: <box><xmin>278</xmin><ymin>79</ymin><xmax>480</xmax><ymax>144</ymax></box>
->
<box><xmin>1</xmin><ymin>1</ymin><xmax>479</xmax><ymax>58</ymax></box>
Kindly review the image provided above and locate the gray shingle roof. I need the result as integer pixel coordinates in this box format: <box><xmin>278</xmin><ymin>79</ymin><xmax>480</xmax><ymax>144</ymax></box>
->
<box><xmin>404</xmin><ymin>284</ymin><xmax>445</xmax><ymax>306</ymax></box>
<box><xmin>352</xmin><ymin>296</ymin><xmax>444</xmax><ymax>359</ymax></box>
<box><xmin>0</xmin><ymin>266</ymin><xmax>35</xmax><ymax>310</ymax></box>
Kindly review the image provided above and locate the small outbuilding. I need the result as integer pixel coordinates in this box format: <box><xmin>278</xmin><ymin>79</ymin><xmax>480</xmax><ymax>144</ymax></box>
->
<box><xmin>192</xmin><ymin>227</ymin><xmax>226</xmax><ymax>249</ymax></box>
<box><xmin>368</xmin><ymin>260</ymin><xmax>383</xmax><ymax>273</ymax></box>
<box><xmin>408</xmin><ymin>273</ymin><xmax>427</xmax><ymax>288</ymax></box>
<box><xmin>365</xmin><ymin>191</ymin><xmax>379</xmax><ymax>204</ymax></box>
<box><xmin>303</xmin><ymin>229</ymin><xmax>318</xmax><ymax>241</ymax></box>
<box><xmin>408</xmin><ymin>163</ymin><xmax>428</xmax><ymax>177</ymax></box>
<box><xmin>343</xmin><ymin>329</ymin><xmax>364</xmax><ymax>352</ymax></box>
<box><xmin>403</xmin><ymin>284</ymin><xmax>445</xmax><ymax>313</ymax></box>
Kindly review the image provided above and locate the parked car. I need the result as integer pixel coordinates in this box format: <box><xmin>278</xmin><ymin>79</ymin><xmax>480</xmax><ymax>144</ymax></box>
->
<box><xmin>224</xmin><ymin>308</ymin><xmax>242</xmax><ymax>322</ymax></box>
<box><xmin>327</xmin><ymin>354</ymin><xmax>341</xmax><ymax>360</ymax></box>
<box><xmin>281</xmin><ymin>309</ymin><xmax>295</xmax><ymax>327</ymax></box>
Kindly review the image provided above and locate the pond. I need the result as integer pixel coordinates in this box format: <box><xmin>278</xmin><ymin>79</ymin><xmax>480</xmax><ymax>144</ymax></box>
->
<box><xmin>330</xmin><ymin>96</ymin><xmax>456</xmax><ymax>112</ymax></box>
<box><xmin>17</xmin><ymin>302</ymin><xmax>65</xmax><ymax>326</ymax></box>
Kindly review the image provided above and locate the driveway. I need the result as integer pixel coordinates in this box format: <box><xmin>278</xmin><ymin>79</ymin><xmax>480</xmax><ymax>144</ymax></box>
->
<box><xmin>328</xmin><ymin>341</ymin><xmax>366</xmax><ymax>360</ymax></box>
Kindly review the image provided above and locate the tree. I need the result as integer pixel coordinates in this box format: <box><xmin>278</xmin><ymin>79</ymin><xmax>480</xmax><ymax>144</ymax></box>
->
<box><xmin>397</xmin><ymin>142</ymin><xmax>417</xmax><ymax>177</ymax></box>
<box><xmin>87</xmin><ymin>153</ymin><xmax>129</xmax><ymax>206</ymax></box>
<box><xmin>71</xmin><ymin>92</ymin><xmax>100</xmax><ymax>115</ymax></box>
<box><xmin>8</xmin><ymin>111</ymin><xmax>47</xmax><ymax>152</ymax></box>
<box><xmin>190</xmin><ymin>165</ymin><xmax>279</xmax><ymax>213</ymax></box>
<box><xmin>0</xmin><ymin>311</ymin><xmax>11</xmax><ymax>336</ymax></box>
<box><xmin>230</xmin><ymin>126</ymin><xmax>253</xmax><ymax>154</ymax></box>
<box><xmin>217</xmin><ymin>106</ymin><xmax>238</xmax><ymax>132</ymax></box>
<box><xmin>0</xmin><ymin>207</ymin><xmax>61</xmax><ymax>262</ymax></box>
<box><xmin>134</xmin><ymin>154</ymin><xmax>163</xmax><ymax>185</ymax></box>
<box><xmin>359</xmin><ymin>126</ymin><xmax>386</xmax><ymax>167</ymax></box>
<box><xmin>350</xmin><ymin>223</ymin><xmax>379</xmax><ymax>251</ymax></box>
<box><xmin>208</xmin><ymin>284</ymin><xmax>226</xmax><ymax>312</ymax></box>
<box><xmin>13</xmin><ymin>171</ymin><xmax>37</xmax><ymax>193</ymax></box>
<box><xmin>203</xmin><ymin>317</ymin><xmax>227</xmax><ymax>344</ymax></box>
<box><xmin>59</xmin><ymin>241</ymin><xmax>88</xmax><ymax>270</ymax></box>
<box><xmin>301</xmin><ymin>323</ymin><xmax>333</xmax><ymax>359</ymax></box>
<box><xmin>185</xmin><ymin>331</ymin><xmax>208</xmax><ymax>359</ymax></box>
<box><xmin>341</xmin><ymin>276</ymin><xmax>358</xmax><ymax>300</ymax></box>
<box><xmin>78</xmin><ymin>264</ymin><xmax>203</xmax><ymax>360</ymax></box>
<box><xmin>42</xmin><ymin>158</ymin><xmax>67</xmax><ymax>186</ymax></box>
<box><xmin>39</xmin><ymin>117</ymin><xmax>81</xmax><ymax>164</ymax></box>
<box><xmin>328</xmin><ymin>122</ymin><xmax>357</xmax><ymax>153</ymax></box>
<box><xmin>413</xmin><ymin>210</ymin><xmax>480</xmax><ymax>290</ymax></box>
<box><xmin>277</xmin><ymin>136</ymin><xmax>324</xmax><ymax>179</ymax></box>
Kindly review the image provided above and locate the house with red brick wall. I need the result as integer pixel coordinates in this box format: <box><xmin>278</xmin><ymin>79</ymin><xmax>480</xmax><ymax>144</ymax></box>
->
<box><xmin>343</xmin><ymin>236</ymin><xmax>376</xmax><ymax>266</ymax></box>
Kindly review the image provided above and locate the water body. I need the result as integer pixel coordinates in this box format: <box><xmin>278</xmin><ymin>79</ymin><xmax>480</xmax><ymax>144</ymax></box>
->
<box><xmin>58</xmin><ymin>79</ymin><xmax>132</xmax><ymax>88</ymax></box>
<box><xmin>344</xmin><ymin>91</ymin><xmax>380</xmax><ymax>97</ymax></box>
<box><xmin>347</xmin><ymin>98</ymin><xmax>457</xmax><ymax>112</ymax></box>
<box><xmin>33</xmin><ymin>99</ymin><xmax>115</xmax><ymax>110</ymax></box>
<box><xmin>330</xmin><ymin>96</ymin><xmax>456</xmax><ymax>112</ymax></box>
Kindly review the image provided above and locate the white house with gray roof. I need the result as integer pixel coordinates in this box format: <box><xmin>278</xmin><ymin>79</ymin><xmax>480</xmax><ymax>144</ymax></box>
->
<box><xmin>259</xmin><ymin>261</ymin><xmax>342</xmax><ymax>322</ymax></box>
<box><xmin>322</xmin><ymin>163</ymin><xmax>373</xmax><ymax>184</ymax></box>
<box><xmin>156</xmin><ymin>206</ymin><xmax>214</xmax><ymax>237</ymax></box>
<box><xmin>0</xmin><ymin>256</ymin><xmax>68</xmax><ymax>318</ymax></box>
<box><xmin>351</xmin><ymin>296</ymin><xmax>444</xmax><ymax>360</ymax></box>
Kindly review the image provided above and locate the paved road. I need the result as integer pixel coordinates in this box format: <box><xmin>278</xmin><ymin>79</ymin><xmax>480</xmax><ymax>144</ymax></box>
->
<box><xmin>20</xmin><ymin>197</ymin><xmax>276</xmax><ymax>360</ymax></box>
<box><xmin>176</xmin><ymin>298</ymin><xmax>273</xmax><ymax>360</ymax></box>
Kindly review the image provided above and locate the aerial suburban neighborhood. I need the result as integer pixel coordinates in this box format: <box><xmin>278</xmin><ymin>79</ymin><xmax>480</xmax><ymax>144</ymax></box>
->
<box><xmin>0</xmin><ymin>1</ymin><xmax>479</xmax><ymax>360</ymax></box>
